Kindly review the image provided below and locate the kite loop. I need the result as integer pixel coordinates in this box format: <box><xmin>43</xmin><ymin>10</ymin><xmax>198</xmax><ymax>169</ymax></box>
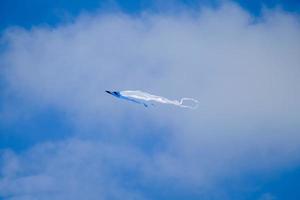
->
<box><xmin>179</xmin><ymin>98</ymin><xmax>199</xmax><ymax>109</ymax></box>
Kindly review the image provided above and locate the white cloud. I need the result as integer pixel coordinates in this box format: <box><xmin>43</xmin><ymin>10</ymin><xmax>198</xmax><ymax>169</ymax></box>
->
<box><xmin>0</xmin><ymin>140</ymin><xmax>148</xmax><ymax>200</ymax></box>
<box><xmin>0</xmin><ymin>2</ymin><xmax>300</xmax><ymax>199</ymax></box>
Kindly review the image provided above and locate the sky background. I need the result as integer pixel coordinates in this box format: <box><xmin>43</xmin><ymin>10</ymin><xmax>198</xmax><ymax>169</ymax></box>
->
<box><xmin>0</xmin><ymin>0</ymin><xmax>300</xmax><ymax>199</ymax></box>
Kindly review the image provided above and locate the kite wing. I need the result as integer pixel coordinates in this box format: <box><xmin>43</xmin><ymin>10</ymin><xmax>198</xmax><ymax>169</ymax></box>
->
<box><xmin>106</xmin><ymin>90</ymin><xmax>149</xmax><ymax>107</ymax></box>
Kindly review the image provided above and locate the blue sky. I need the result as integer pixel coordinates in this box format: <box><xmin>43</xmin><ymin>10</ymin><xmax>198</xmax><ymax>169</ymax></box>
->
<box><xmin>1</xmin><ymin>0</ymin><xmax>300</xmax><ymax>30</ymax></box>
<box><xmin>0</xmin><ymin>0</ymin><xmax>300</xmax><ymax>200</ymax></box>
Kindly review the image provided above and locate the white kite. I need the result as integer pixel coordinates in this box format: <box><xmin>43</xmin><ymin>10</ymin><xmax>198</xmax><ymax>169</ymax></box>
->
<box><xmin>106</xmin><ymin>90</ymin><xmax>199</xmax><ymax>109</ymax></box>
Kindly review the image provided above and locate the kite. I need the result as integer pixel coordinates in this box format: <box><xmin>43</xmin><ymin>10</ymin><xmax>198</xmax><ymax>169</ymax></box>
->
<box><xmin>106</xmin><ymin>90</ymin><xmax>199</xmax><ymax>109</ymax></box>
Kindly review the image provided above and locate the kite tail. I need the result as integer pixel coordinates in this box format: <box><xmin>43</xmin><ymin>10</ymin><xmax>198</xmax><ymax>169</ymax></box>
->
<box><xmin>179</xmin><ymin>98</ymin><xmax>199</xmax><ymax>109</ymax></box>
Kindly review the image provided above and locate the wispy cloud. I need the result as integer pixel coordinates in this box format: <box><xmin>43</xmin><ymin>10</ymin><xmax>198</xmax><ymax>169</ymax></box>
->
<box><xmin>0</xmin><ymin>140</ymin><xmax>148</xmax><ymax>199</ymax></box>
